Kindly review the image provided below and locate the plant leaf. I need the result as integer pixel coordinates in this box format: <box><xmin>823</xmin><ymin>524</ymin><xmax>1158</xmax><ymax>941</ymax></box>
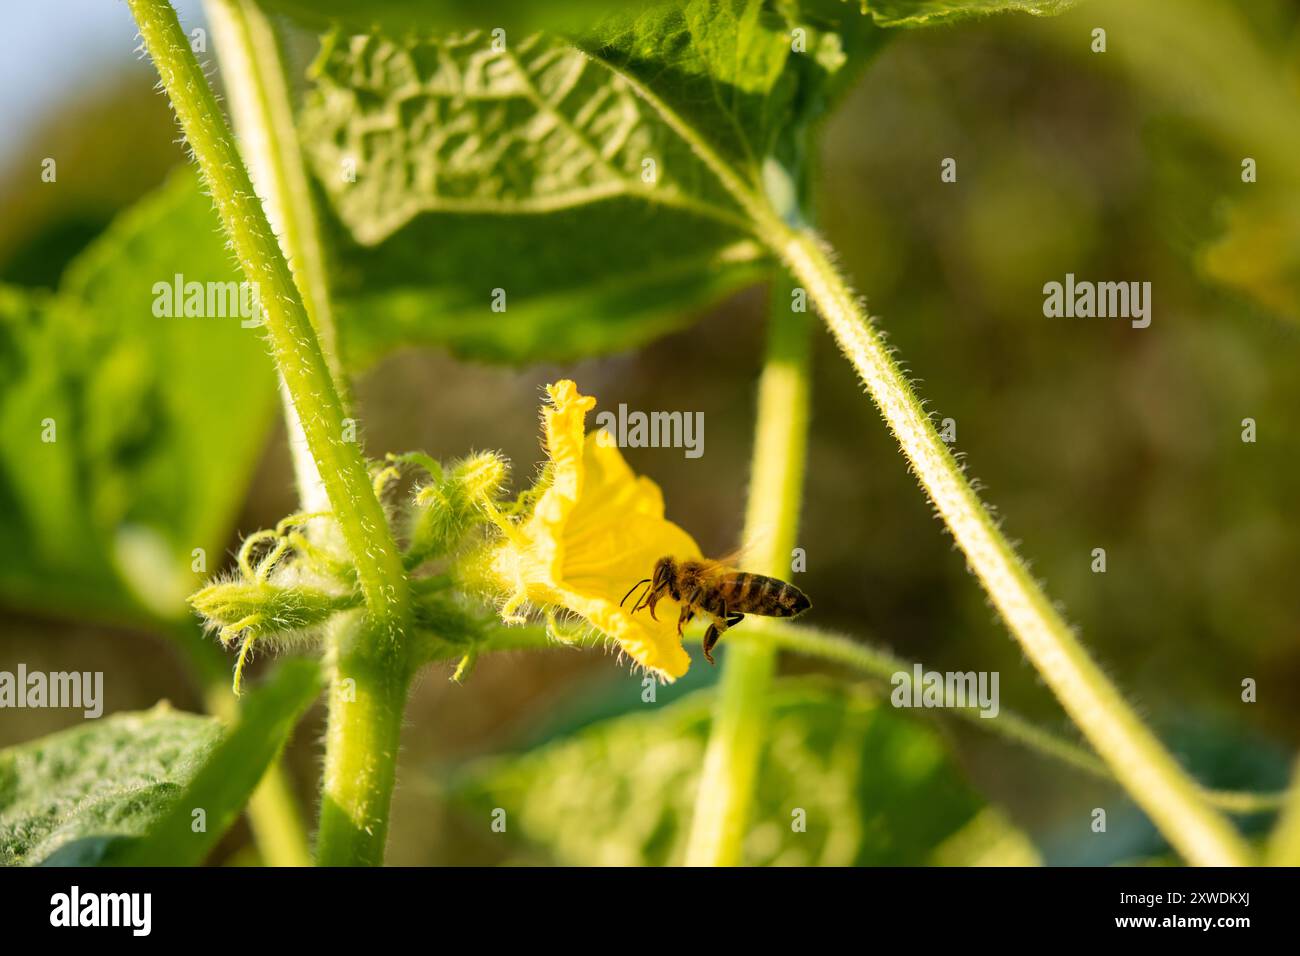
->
<box><xmin>0</xmin><ymin>169</ymin><xmax>278</xmax><ymax>623</ymax></box>
<box><xmin>454</xmin><ymin>679</ymin><xmax>1030</xmax><ymax>865</ymax></box>
<box><xmin>299</xmin><ymin>2</ymin><xmax>889</xmax><ymax>366</ymax></box>
<box><xmin>0</xmin><ymin>705</ymin><xmax>222</xmax><ymax>866</ymax></box>
<box><xmin>574</xmin><ymin>0</ymin><xmax>872</xmax><ymax>179</ymax></box>
<box><xmin>110</xmin><ymin>658</ymin><xmax>323</xmax><ymax>867</ymax></box>
<box><xmin>303</xmin><ymin>30</ymin><xmax>746</xmax><ymax>241</ymax></box>
<box><xmin>326</xmin><ymin>202</ymin><xmax>767</xmax><ymax>365</ymax></box>
<box><xmin>0</xmin><ymin>659</ymin><xmax>322</xmax><ymax>867</ymax></box>
<box><xmin>257</xmin><ymin>0</ymin><xmax>1077</xmax><ymax>38</ymax></box>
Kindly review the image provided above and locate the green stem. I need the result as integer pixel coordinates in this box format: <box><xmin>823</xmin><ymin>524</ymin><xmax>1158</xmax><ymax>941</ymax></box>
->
<box><xmin>752</xmin><ymin>216</ymin><xmax>1253</xmax><ymax>867</ymax></box>
<box><xmin>317</xmin><ymin>614</ymin><xmax>412</xmax><ymax>866</ymax></box>
<box><xmin>684</xmin><ymin>272</ymin><xmax>812</xmax><ymax>867</ymax></box>
<box><xmin>613</xmin><ymin>60</ymin><xmax>1253</xmax><ymax>864</ymax></box>
<box><xmin>771</xmin><ymin>621</ymin><xmax>1111</xmax><ymax>780</ymax></box>
<box><xmin>205</xmin><ymin>0</ymin><xmax>347</xmax><ymax>511</ymax></box>
<box><xmin>202</xmin><ymin>0</ymin><xmax>336</xmax><ymax>868</ymax></box>
<box><xmin>612</xmin><ymin>47</ymin><xmax>1249</xmax><ymax>866</ymax></box>
<box><xmin>203</xmin><ymin>0</ymin><xmax>342</xmax><ymax>380</ymax></box>
<box><xmin>205</xmin><ymin>0</ymin><xmax>391</xmax><ymax>867</ymax></box>
<box><xmin>129</xmin><ymin>0</ymin><xmax>413</xmax><ymax>865</ymax></box>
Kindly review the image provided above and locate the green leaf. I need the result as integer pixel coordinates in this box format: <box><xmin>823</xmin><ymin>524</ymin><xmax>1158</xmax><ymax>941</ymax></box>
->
<box><xmin>0</xmin><ymin>659</ymin><xmax>322</xmax><ymax>867</ymax></box>
<box><xmin>303</xmin><ymin>29</ymin><xmax>746</xmax><ymax>242</ymax></box>
<box><xmin>0</xmin><ymin>705</ymin><xmax>222</xmax><ymax>866</ymax></box>
<box><xmin>326</xmin><ymin>202</ymin><xmax>767</xmax><ymax>365</ymax></box>
<box><xmin>0</xmin><ymin>169</ymin><xmax>278</xmax><ymax>622</ymax></box>
<box><xmin>258</xmin><ymin>0</ymin><xmax>1076</xmax><ymax>38</ymax></box>
<box><xmin>299</xmin><ymin>2</ymin><xmax>888</xmax><ymax>366</ymax></box>
<box><xmin>575</xmin><ymin>0</ymin><xmax>877</xmax><ymax>180</ymax></box>
<box><xmin>454</xmin><ymin>679</ymin><xmax>1030</xmax><ymax>865</ymax></box>
<box><xmin>111</xmin><ymin>658</ymin><xmax>323</xmax><ymax>867</ymax></box>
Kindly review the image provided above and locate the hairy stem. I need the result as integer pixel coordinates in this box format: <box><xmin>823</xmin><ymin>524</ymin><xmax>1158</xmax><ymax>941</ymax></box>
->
<box><xmin>751</xmin><ymin>216</ymin><xmax>1252</xmax><ymax>866</ymax></box>
<box><xmin>129</xmin><ymin>0</ymin><xmax>413</xmax><ymax>865</ymax></box>
<box><xmin>603</xmin><ymin>25</ymin><xmax>1253</xmax><ymax>864</ymax></box>
<box><xmin>317</xmin><ymin>615</ymin><xmax>411</xmax><ymax>866</ymax></box>
<box><xmin>202</xmin><ymin>0</ymin><xmax>339</xmax><ymax>867</ymax></box>
<box><xmin>684</xmin><ymin>273</ymin><xmax>812</xmax><ymax>867</ymax></box>
<box><xmin>205</xmin><ymin>0</ymin><xmax>346</xmax><ymax>511</ymax></box>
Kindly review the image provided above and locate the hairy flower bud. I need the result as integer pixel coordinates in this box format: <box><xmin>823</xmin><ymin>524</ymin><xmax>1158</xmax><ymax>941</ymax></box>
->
<box><xmin>405</xmin><ymin>452</ymin><xmax>507</xmax><ymax>567</ymax></box>
<box><xmin>190</xmin><ymin>580</ymin><xmax>355</xmax><ymax>643</ymax></box>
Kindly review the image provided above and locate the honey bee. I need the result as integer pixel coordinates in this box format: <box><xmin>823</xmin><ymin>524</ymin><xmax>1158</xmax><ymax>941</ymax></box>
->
<box><xmin>620</xmin><ymin>556</ymin><xmax>811</xmax><ymax>664</ymax></box>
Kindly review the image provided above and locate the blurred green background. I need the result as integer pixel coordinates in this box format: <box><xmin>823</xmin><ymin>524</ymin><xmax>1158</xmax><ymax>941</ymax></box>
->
<box><xmin>1</xmin><ymin>0</ymin><xmax>1297</xmax><ymax>865</ymax></box>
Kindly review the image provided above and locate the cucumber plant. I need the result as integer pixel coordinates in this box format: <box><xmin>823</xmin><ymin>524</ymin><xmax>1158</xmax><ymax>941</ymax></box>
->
<box><xmin>1</xmin><ymin>0</ymin><xmax>1296</xmax><ymax>868</ymax></box>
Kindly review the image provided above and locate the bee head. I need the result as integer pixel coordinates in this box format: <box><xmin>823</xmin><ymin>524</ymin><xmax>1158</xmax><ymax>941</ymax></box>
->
<box><xmin>621</xmin><ymin>557</ymin><xmax>680</xmax><ymax>613</ymax></box>
<box><xmin>652</xmin><ymin>556</ymin><xmax>676</xmax><ymax>593</ymax></box>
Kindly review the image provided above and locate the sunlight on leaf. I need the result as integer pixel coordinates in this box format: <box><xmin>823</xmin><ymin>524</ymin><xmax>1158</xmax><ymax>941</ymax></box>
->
<box><xmin>303</xmin><ymin>31</ymin><xmax>741</xmax><ymax>241</ymax></box>
<box><xmin>298</xmin><ymin>1</ymin><xmax>889</xmax><ymax>366</ymax></box>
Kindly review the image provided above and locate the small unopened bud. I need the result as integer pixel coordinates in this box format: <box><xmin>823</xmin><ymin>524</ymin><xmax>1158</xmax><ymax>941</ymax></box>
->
<box><xmin>190</xmin><ymin>580</ymin><xmax>354</xmax><ymax>643</ymax></box>
<box><xmin>454</xmin><ymin>452</ymin><xmax>508</xmax><ymax>502</ymax></box>
<box><xmin>406</xmin><ymin>452</ymin><xmax>507</xmax><ymax>566</ymax></box>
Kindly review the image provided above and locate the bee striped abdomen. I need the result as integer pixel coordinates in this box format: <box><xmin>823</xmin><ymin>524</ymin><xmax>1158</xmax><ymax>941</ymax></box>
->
<box><xmin>723</xmin><ymin>572</ymin><xmax>811</xmax><ymax>618</ymax></box>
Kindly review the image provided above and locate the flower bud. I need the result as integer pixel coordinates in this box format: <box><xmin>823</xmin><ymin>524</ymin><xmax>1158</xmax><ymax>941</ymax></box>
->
<box><xmin>406</xmin><ymin>452</ymin><xmax>507</xmax><ymax>566</ymax></box>
<box><xmin>190</xmin><ymin>580</ymin><xmax>353</xmax><ymax>643</ymax></box>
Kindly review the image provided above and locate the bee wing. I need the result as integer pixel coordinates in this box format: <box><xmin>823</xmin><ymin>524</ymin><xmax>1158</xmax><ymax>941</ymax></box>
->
<box><xmin>692</xmin><ymin>556</ymin><xmax>737</xmax><ymax>584</ymax></box>
<box><xmin>708</xmin><ymin>529</ymin><xmax>773</xmax><ymax>574</ymax></box>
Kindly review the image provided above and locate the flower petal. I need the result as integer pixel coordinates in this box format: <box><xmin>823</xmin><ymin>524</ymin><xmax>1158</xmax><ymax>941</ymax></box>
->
<box><xmin>493</xmin><ymin>381</ymin><xmax>704</xmax><ymax>679</ymax></box>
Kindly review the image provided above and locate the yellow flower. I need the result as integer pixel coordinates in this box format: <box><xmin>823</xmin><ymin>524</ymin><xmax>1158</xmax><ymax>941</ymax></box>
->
<box><xmin>492</xmin><ymin>380</ymin><xmax>702</xmax><ymax>680</ymax></box>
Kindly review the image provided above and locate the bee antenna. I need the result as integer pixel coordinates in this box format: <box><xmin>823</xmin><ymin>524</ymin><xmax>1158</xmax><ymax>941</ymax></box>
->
<box><xmin>620</xmin><ymin>578</ymin><xmax>652</xmax><ymax>609</ymax></box>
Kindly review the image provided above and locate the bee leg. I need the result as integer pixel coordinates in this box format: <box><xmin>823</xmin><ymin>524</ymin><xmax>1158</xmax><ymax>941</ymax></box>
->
<box><xmin>702</xmin><ymin>612</ymin><xmax>745</xmax><ymax>665</ymax></box>
<box><xmin>676</xmin><ymin>605</ymin><xmax>694</xmax><ymax>637</ymax></box>
<box><xmin>702</xmin><ymin>622</ymin><xmax>721</xmax><ymax>665</ymax></box>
